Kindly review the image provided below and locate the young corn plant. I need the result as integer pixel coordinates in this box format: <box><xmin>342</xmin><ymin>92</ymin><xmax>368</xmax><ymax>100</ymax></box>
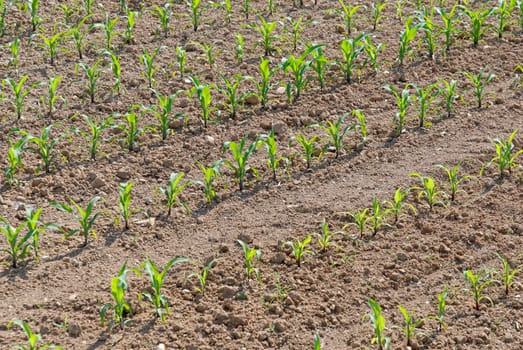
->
<box><xmin>123</xmin><ymin>10</ymin><xmax>137</xmax><ymax>44</ymax></box>
<box><xmin>223</xmin><ymin>0</ymin><xmax>232</xmax><ymax>24</ymax></box>
<box><xmin>409</xmin><ymin>173</ymin><xmax>446</xmax><ymax>211</ymax></box>
<box><xmin>282</xmin><ymin>44</ymin><xmax>323</xmax><ymax>104</ymax></box>
<box><xmin>197</xmin><ymin>41</ymin><xmax>221</xmax><ymax>68</ymax></box>
<box><xmin>243</xmin><ymin>0</ymin><xmax>251</xmax><ymax>19</ymax></box>
<box><xmin>235</xmin><ymin>33</ymin><xmax>244</xmax><ymax>64</ymax></box>
<box><xmin>151</xmin><ymin>2</ymin><xmax>172</xmax><ymax>37</ymax></box>
<box><xmin>411</xmin><ymin>82</ymin><xmax>439</xmax><ymax>128</ymax></box>
<box><xmin>58</xmin><ymin>3</ymin><xmax>76</xmax><ymax>25</ymax></box>
<box><xmin>176</xmin><ymin>46</ymin><xmax>187</xmax><ymax>79</ymax></box>
<box><xmin>362</xmin><ymin>36</ymin><xmax>385</xmax><ymax>76</ymax></box>
<box><xmin>248</xmin><ymin>58</ymin><xmax>279</xmax><ymax>109</ymax></box>
<box><xmin>397</xmin><ymin>17</ymin><xmax>418</xmax><ymax>67</ymax></box>
<box><xmin>24</xmin><ymin>0</ymin><xmax>41</xmax><ymax>31</ymax></box>
<box><xmin>310</xmin><ymin>46</ymin><xmax>334</xmax><ymax>90</ymax></box>
<box><xmin>7</xmin><ymin>320</ymin><xmax>62</xmax><ymax>350</ymax></box>
<box><xmin>237</xmin><ymin>239</ymin><xmax>261</xmax><ymax>281</ymax></box>
<box><xmin>281</xmin><ymin>16</ymin><xmax>308</xmax><ymax>52</ymax></box>
<box><xmin>7</xmin><ymin>37</ymin><xmax>20</xmax><ymax>75</ymax></box>
<box><xmin>398</xmin><ymin>306</ymin><xmax>423</xmax><ymax>347</ymax></box>
<box><xmin>439</xmin><ymin>79</ymin><xmax>459</xmax><ymax>118</ymax></box>
<box><xmin>369</xmin><ymin>197</ymin><xmax>389</xmax><ymax>236</ymax></box>
<box><xmin>188</xmin><ymin>0</ymin><xmax>203</xmax><ymax>32</ymax></box>
<box><xmin>25</xmin><ymin>207</ymin><xmax>45</xmax><ymax>260</ymax></box>
<box><xmin>337</xmin><ymin>0</ymin><xmax>361</xmax><ymax>36</ymax></box>
<box><xmin>417</xmin><ymin>8</ymin><xmax>437</xmax><ymax>60</ymax></box>
<box><xmin>339</xmin><ymin>34</ymin><xmax>366</xmax><ymax>84</ymax></box>
<box><xmin>104</xmin><ymin>51</ymin><xmax>122</xmax><ymax>95</ymax></box>
<box><xmin>119</xmin><ymin>110</ymin><xmax>143</xmax><ymax>152</ymax></box>
<box><xmin>188</xmin><ymin>75</ymin><xmax>215</xmax><ymax>128</ymax></box>
<box><xmin>436</xmin><ymin>163</ymin><xmax>470</xmax><ymax>202</ymax></box>
<box><xmin>371</xmin><ymin>0</ymin><xmax>387</xmax><ymax>31</ymax></box>
<box><xmin>352</xmin><ymin>109</ymin><xmax>368</xmax><ymax>146</ymax></box>
<box><xmin>4</xmin><ymin>136</ymin><xmax>29</xmax><ymax>187</ymax></box>
<box><xmin>216</xmin><ymin>73</ymin><xmax>249</xmax><ymax>119</ymax></box>
<box><xmin>41</xmin><ymin>76</ymin><xmax>64</xmax><ymax>118</ymax></box>
<box><xmin>435</xmin><ymin>5</ymin><xmax>459</xmax><ymax>57</ymax></box>
<box><xmin>136</xmin><ymin>257</ymin><xmax>189</xmax><ymax>322</ymax></box>
<box><xmin>37</xmin><ymin>26</ymin><xmax>69</xmax><ymax>66</ymax></box>
<box><xmin>294</xmin><ymin>133</ymin><xmax>321</xmax><ymax>169</ymax></box>
<box><xmin>387</xmin><ymin>187</ymin><xmax>416</xmax><ymax>224</ymax></box>
<box><xmin>366</xmin><ymin>298</ymin><xmax>390</xmax><ymax>350</ymax></box>
<box><xmin>463</xmin><ymin>6</ymin><xmax>494</xmax><ymax>47</ymax></box>
<box><xmin>0</xmin><ymin>0</ymin><xmax>12</xmax><ymax>37</ymax></box>
<box><xmin>20</xmin><ymin>124</ymin><xmax>62</xmax><ymax>174</ymax></box>
<box><xmin>344</xmin><ymin>208</ymin><xmax>370</xmax><ymax>239</ymax></box>
<box><xmin>150</xmin><ymin>90</ymin><xmax>183</xmax><ymax>141</ymax></box>
<box><xmin>0</xmin><ymin>217</ymin><xmax>31</xmax><ymax>268</ymax></box>
<box><xmin>494</xmin><ymin>0</ymin><xmax>514</xmax><ymax>39</ymax></box>
<box><xmin>159</xmin><ymin>172</ymin><xmax>191</xmax><ymax>217</ymax></box>
<box><xmin>83</xmin><ymin>0</ymin><xmax>94</xmax><ymax>17</ymax></box>
<box><xmin>3</xmin><ymin>75</ymin><xmax>41</xmax><ymax>120</ymax></box>
<box><xmin>72</xmin><ymin>114</ymin><xmax>114</xmax><ymax>160</ymax></box>
<box><xmin>314</xmin><ymin>334</ymin><xmax>322</xmax><ymax>350</ymax></box>
<box><xmin>195</xmin><ymin>160</ymin><xmax>222</xmax><ymax>203</ymax></box>
<box><xmin>315</xmin><ymin>218</ymin><xmax>335</xmax><ymax>252</ymax></box>
<box><xmin>118</xmin><ymin>182</ymin><xmax>133</xmax><ymax>230</ymax></box>
<box><xmin>383</xmin><ymin>84</ymin><xmax>410</xmax><ymax>137</ymax></box>
<box><xmin>312</xmin><ymin>114</ymin><xmax>352</xmax><ymax>159</ymax></box>
<box><xmin>79</xmin><ymin>59</ymin><xmax>104</xmax><ymax>104</ymax></box>
<box><xmin>100</xmin><ymin>262</ymin><xmax>132</xmax><ymax>329</ymax></box>
<box><xmin>261</xmin><ymin>129</ymin><xmax>288</xmax><ymax>180</ymax></box>
<box><xmin>518</xmin><ymin>0</ymin><xmax>523</xmax><ymax>32</ymax></box>
<box><xmin>284</xmin><ymin>234</ymin><xmax>313</xmax><ymax>267</ymax></box>
<box><xmin>463</xmin><ymin>70</ymin><xmax>496</xmax><ymax>109</ymax></box>
<box><xmin>250</xmin><ymin>16</ymin><xmax>280</xmax><ymax>56</ymax></box>
<box><xmin>99</xmin><ymin>15</ymin><xmax>119</xmax><ymax>50</ymax></box>
<box><xmin>496</xmin><ymin>252</ymin><xmax>522</xmax><ymax>296</ymax></box>
<box><xmin>70</xmin><ymin>14</ymin><xmax>91</xmax><ymax>60</ymax></box>
<box><xmin>51</xmin><ymin>196</ymin><xmax>103</xmax><ymax>247</ymax></box>
<box><xmin>140</xmin><ymin>47</ymin><xmax>162</xmax><ymax>89</ymax></box>
<box><xmin>464</xmin><ymin>269</ymin><xmax>496</xmax><ymax>311</ymax></box>
<box><xmin>186</xmin><ymin>259</ymin><xmax>215</xmax><ymax>295</ymax></box>
<box><xmin>428</xmin><ymin>288</ymin><xmax>449</xmax><ymax>332</ymax></box>
<box><xmin>482</xmin><ymin>130</ymin><xmax>523</xmax><ymax>177</ymax></box>
<box><xmin>222</xmin><ymin>136</ymin><xmax>260</xmax><ymax>191</ymax></box>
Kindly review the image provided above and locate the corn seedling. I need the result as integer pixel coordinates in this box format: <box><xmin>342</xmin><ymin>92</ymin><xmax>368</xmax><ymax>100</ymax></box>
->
<box><xmin>464</xmin><ymin>269</ymin><xmax>496</xmax><ymax>311</ymax></box>
<box><xmin>0</xmin><ymin>217</ymin><xmax>31</xmax><ymax>268</ymax></box>
<box><xmin>409</xmin><ymin>173</ymin><xmax>446</xmax><ymax>211</ymax></box>
<box><xmin>104</xmin><ymin>51</ymin><xmax>122</xmax><ymax>95</ymax></box>
<box><xmin>83</xmin><ymin>0</ymin><xmax>94</xmax><ymax>17</ymax></box>
<box><xmin>237</xmin><ymin>239</ymin><xmax>261</xmax><ymax>281</ymax></box>
<box><xmin>387</xmin><ymin>187</ymin><xmax>416</xmax><ymax>224</ymax></box>
<box><xmin>7</xmin><ymin>319</ymin><xmax>62</xmax><ymax>349</ymax></box>
<box><xmin>51</xmin><ymin>196</ymin><xmax>103</xmax><ymax>247</ymax></box>
<box><xmin>321</xmin><ymin>113</ymin><xmax>354</xmax><ymax>158</ymax></box>
<box><xmin>428</xmin><ymin>288</ymin><xmax>449</xmax><ymax>331</ymax></box>
<box><xmin>58</xmin><ymin>3</ymin><xmax>77</xmax><ymax>25</ymax></box>
<box><xmin>494</xmin><ymin>0</ymin><xmax>514</xmax><ymax>39</ymax></box>
<box><xmin>3</xmin><ymin>75</ymin><xmax>41</xmax><ymax>120</ymax></box>
<box><xmin>118</xmin><ymin>182</ymin><xmax>133</xmax><ymax>230</ymax></box>
<box><xmin>398</xmin><ymin>306</ymin><xmax>423</xmax><ymax>347</ymax></box>
<box><xmin>365</xmin><ymin>298</ymin><xmax>390</xmax><ymax>350</ymax></box>
<box><xmin>222</xmin><ymin>0</ymin><xmax>232</xmax><ymax>24</ymax></box>
<box><xmin>217</xmin><ymin>73</ymin><xmax>249</xmax><ymax>119</ymax></box>
<box><xmin>518</xmin><ymin>0</ymin><xmax>523</xmax><ymax>32</ymax></box>
<box><xmin>99</xmin><ymin>15</ymin><xmax>119</xmax><ymax>50</ymax></box>
<box><xmin>4</xmin><ymin>136</ymin><xmax>29</xmax><ymax>187</ymax></box>
<box><xmin>362</xmin><ymin>36</ymin><xmax>385</xmax><ymax>75</ymax></box>
<box><xmin>188</xmin><ymin>0</ymin><xmax>203</xmax><ymax>32</ymax></box>
<box><xmin>283</xmin><ymin>44</ymin><xmax>323</xmax><ymax>104</ymax></box>
<box><xmin>222</xmin><ymin>136</ymin><xmax>260</xmax><ymax>191</ymax></box>
<box><xmin>235</xmin><ymin>32</ymin><xmax>244</xmax><ymax>64</ymax></box>
<box><xmin>20</xmin><ymin>124</ymin><xmax>62</xmax><ymax>174</ymax></box>
<box><xmin>315</xmin><ymin>218</ymin><xmax>336</xmax><ymax>252</ymax></box>
<box><xmin>188</xmin><ymin>75</ymin><xmax>215</xmax><ymax>128</ymax></box>
<box><xmin>248</xmin><ymin>58</ymin><xmax>279</xmax><ymax>109</ymax></box>
<box><xmin>250</xmin><ymin>16</ymin><xmax>280</xmax><ymax>56</ymax></box>
<box><xmin>136</xmin><ymin>257</ymin><xmax>188</xmax><ymax>321</ymax></box>
<box><xmin>100</xmin><ymin>262</ymin><xmax>132</xmax><ymax>329</ymax></box>
<box><xmin>293</xmin><ymin>133</ymin><xmax>320</xmax><ymax>169</ymax></box>
<box><xmin>344</xmin><ymin>208</ymin><xmax>369</xmax><ymax>238</ymax></box>
<box><xmin>41</xmin><ymin>76</ymin><xmax>64</xmax><ymax>118</ymax></box>
<box><xmin>463</xmin><ymin>6</ymin><xmax>494</xmax><ymax>47</ymax></box>
<box><xmin>383</xmin><ymin>84</ymin><xmax>410</xmax><ymax>137</ymax></box>
<box><xmin>337</xmin><ymin>0</ymin><xmax>361</xmax><ymax>36</ymax></box>
<box><xmin>24</xmin><ymin>0</ymin><xmax>41</xmax><ymax>31</ymax></box>
<box><xmin>71</xmin><ymin>114</ymin><xmax>114</xmax><ymax>160</ymax></box>
<box><xmin>159</xmin><ymin>172</ymin><xmax>191</xmax><ymax>217</ymax></box>
<box><xmin>25</xmin><ymin>207</ymin><xmax>45</xmax><ymax>260</ymax></box>
<box><xmin>0</xmin><ymin>0</ymin><xmax>11</xmax><ymax>37</ymax></box>
<box><xmin>151</xmin><ymin>2</ymin><xmax>172</xmax><ymax>37</ymax></box>
<box><xmin>119</xmin><ymin>110</ymin><xmax>142</xmax><ymax>152</ymax></box>
<box><xmin>186</xmin><ymin>259</ymin><xmax>215</xmax><ymax>295</ymax></box>
<box><xmin>417</xmin><ymin>7</ymin><xmax>437</xmax><ymax>60</ymax></box>
<box><xmin>339</xmin><ymin>34</ymin><xmax>366</xmax><ymax>84</ymax></box>
<box><xmin>123</xmin><ymin>9</ymin><xmax>137</xmax><ymax>44</ymax></box>
<box><xmin>176</xmin><ymin>46</ymin><xmax>186</xmax><ymax>79</ymax></box>
<box><xmin>140</xmin><ymin>47</ymin><xmax>162</xmax><ymax>89</ymax></box>
<box><xmin>243</xmin><ymin>0</ymin><xmax>251</xmax><ymax>19</ymax></box>
<box><xmin>79</xmin><ymin>59</ymin><xmax>104</xmax><ymax>104</ymax></box>
<box><xmin>369</xmin><ymin>197</ymin><xmax>389</xmax><ymax>236</ymax></box>
<box><xmin>314</xmin><ymin>334</ymin><xmax>321</xmax><ymax>350</ymax></box>
<box><xmin>352</xmin><ymin>109</ymin><xmax>367</xmax><ymax>146</ymax></box>
<box><xmin>484</xmin><ymin>130</ymin><xmax>523</xmax><ymax>177</ymax></box>
<box><xmin>436</xmin><ymin>163</ymin><xmax>470</xmax><ymax>202</ymax></box>
<box><xmin>310</xmin><ymin>46</ymin><xmax>334</xmax><ymax>90</ymax></box>
<box><xmin>462</xmin><ymin>70</ymin><xmax>495</xmax><ymax>109</ymax></box>
<box><xmin>149</xmin><ymin>90</ymin><xmax>183</xmax><ymax>140</ymax></box>
<box><xmin>496</xmin><ymin>252</ymin><xmax>522</xmax><ymax>296</ymax></box>
<box><xmin>411</xmin><ymin>82</ymin><xmax>439</xmax><ymax>128</ymax></box>
<box><xmin>398</xmin><ymin>17</ymin><xmax>418</xmax><ymax>67</ymax></box>
<box><xmin>284</xmin><ymin>234</ymin><xmax>313</xmax><ymax>267</ymax></box>
<box><xmin>439</xmin><ymin>79</ymin><xmax>459</xmax><ymax>118</ymax></box>
<box><xmin>36</xmin><ymin>26</ymin><xmax>70</xmax><ymax>66</ymax></box>
<box><xmin>435</xmin><ymin>5</ymin><xmax>459</xmax><ymax>57</ymax></box>
<box><xmin>260</xmin><ymin>129</ymin><xmax>288</xmax><ymax>180</ymax></box>
<box><xmin>280</xmin><ymin>16</ymin><xmax>307</xmax><ymax>52</ymax></box>
<box><xmin>371</xmin><ymin>0</ymin><xmax>387</xmax><ymax>31</ymax></box>
<box><xmin>395</xmin><ymin>0</ymin><xmax>404</xmax><ymax>23</ymax></box>
<box><xmin>7</xmin><ymin>37</ymin><xmax>20</xmax><ymax>74</ymax></box>
<box><xmin>69</xmin><ymin>14</ymin><xmax>91</xmax><ymax>60</ymax></box>
<box><xmin>195</xmin><ymin>160</ymin><xmax>222</xmax><ymax>203</ymax></box>
<box><xmin>197</xmin><ymin>41</ymin><xmax>221</xmax><ymax>68</ymax></box>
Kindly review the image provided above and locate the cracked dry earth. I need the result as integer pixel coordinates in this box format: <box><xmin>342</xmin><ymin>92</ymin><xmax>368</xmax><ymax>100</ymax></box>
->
<box><xmin>1</xmin><ymin>0</ymin><xmax>523</xmax><ymax>349</ymax></box>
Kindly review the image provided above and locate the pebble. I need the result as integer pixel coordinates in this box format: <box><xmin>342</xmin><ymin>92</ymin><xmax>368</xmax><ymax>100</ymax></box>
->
<box><xmin>67</xmin><ymin>322</ymin><xmax>82</xmax><ymax>338</ymax></box>
<box><xmin>244</xmin><ymin>95</ymin><xmax>259</xmax><ymax>105</ymax></box>
<box><xmin>91</xmin><ymin>177</ymin><xmax>105</xmax><ymax>189</ymax></box>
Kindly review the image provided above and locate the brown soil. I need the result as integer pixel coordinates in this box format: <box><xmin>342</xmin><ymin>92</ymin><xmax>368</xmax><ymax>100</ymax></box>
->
<box><xmin>1</xmin><ymin>1</ymin><xmax>523</xmax><ymax>349</ymax></box>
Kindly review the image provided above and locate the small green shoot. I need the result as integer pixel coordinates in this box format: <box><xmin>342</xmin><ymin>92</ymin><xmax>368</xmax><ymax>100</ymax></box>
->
<box><xmin>159</xmin><ymin>172</ymin><xmax>191</xmax><ymax>217</ymax></box>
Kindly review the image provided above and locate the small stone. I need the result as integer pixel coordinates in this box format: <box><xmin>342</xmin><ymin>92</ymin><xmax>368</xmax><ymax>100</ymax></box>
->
<box><xmin>67</xmin><ymin>323</ymin><xmax>81</xmax><ymax>338</ymax></box>
<box><xmin>213</xmin><ymin>311</ymin><xmax>228</xmax><ymax>325</ymax></box>
<box><xmin>260</xmin><ymin>120</ymin><xmax>272</xmax><ymax>130</ymax></box>
<box><xmin>156</xmin><ymin>344</ymin><xmax>166</xmax><ymax>350</ymax></box>
<box><xmin>269</xmin><ymin>252</ymin><xmax>286</xmax><ymax>264</ymax></box>
<box><xmin>272</xmin><ymin>122</ymin><xmax>286</xmax><ymax>135</ymax></box>
<box><xmin>204</xmin><ymin>135</ymin><xmax>215</xmax><ymax>145</ymax></box>
<box><xmin>273</xmin><ymin>319</ymin><xmax>289</xmax><ymax>333</ymax></box>
<box><xmin>244</xmin><ymin>95</ymin><xmax>259</xmax><ymax>105</ymax></box>
<box><xmin>389</xmin><ymin>272</ymin><xmax>402</xmax><ymax>282</ymax></box>
<box><xmin>169</xmin><ymin>119</ymin><xmax>184</xmax><ymax>129</ymax></box>
<box><xmin>237</xmin><ymin>233</ymin><xmax>253</xmax><ymax>244</ymax></box>
<box><xmin>275</xmin><ymin>86</ymin><xmax>286</xmax><ymax>95</ymax></box>
<box><xmin>116</xmin><ymin>170</ymin><xmax>131</xmax><ymax>180</ymax></box>
<box><xmin>228</xmin><ymin>314</ymin><xmax>245</xmax><ymax>328</ymax></box>
<box><xmin>218</xmin><ymin>286</ymin><xmax>236</xmax><ymax>299</ymax></box>
<box><xmin>438</xmin><ymin>244</ymin><xmax>451</xmax><ymax>255</ymax></box>
<box><xmin>91</xmin><ymin>177</ymin><xmax>105</xmax><ymax>189</ymax></box>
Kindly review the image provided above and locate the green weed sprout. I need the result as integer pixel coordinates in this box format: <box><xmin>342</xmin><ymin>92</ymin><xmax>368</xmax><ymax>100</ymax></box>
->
<box><xmin>195</xmin><ymin>160</ymin><xmax>222</xmax><ymax>203</ymax></box>
<box><xmin>339</xmin><ymin>34</ymin><xmax>365</xmax><ymax>84</ymax></box>
<box><xmin>51</xmin><ymin>196</ymin><xmax>103</xmax><ymax>247</ymax></box>
<box><xmin>136</xmin><ymin>257</ymin><xmax>189</xmax><ymax>322</ymax></box>
<box><xmin>436</xmin><ymin>163</ymin><xmax>470</xmax><ymax>202</ymax></box>
<box><xmin>344</xmin><ymin>208</ymin><xmax>369</xmax><ymax>238</ymax></box>
<box><xmin>100</xmin><ymin>262</ymin><xmax>132</xmax><ymax>329</ymax></box>
<box><xmin>159</xmin><ymin>172</ymin><xmax>191</xmax><ymax>217</ymax></box>
<box><xmin>410</xmin><ymin>82</ymin><xmax>439</xmax><ymax>128</ymax></box>
<box><xmin>188</xmin><ymin>75</ymin><xmax>215</xmax><ymax>128</ymax></box>
<box><xmin>435</xmin><ymin>5</ymin><xmax>459</xmax><ymax>57</ymax></box>
<box><xmin>250</xmin><ymin>16</ymin><xmax>280</xmax><ymax>56</ymax></box>
<box><xmin>398</xmin><ymin>306</ymin><xmax>423</xmax><ymax>347</ymax></box>
<box><xmin>284</xmin><ymin>234</ymin><xmax>313</xmax><ymax>267</ymax></box>
<box><xmin>409</xmin><ymin>173</ymin><xmax>446</xmax><ymax>211</ymax></box>
<box><xmin>3</xmin><ymin>75</ymin><xmax>41</xmax><ymax>120</ymax></box>
<box><xmin>71</xmin><ymin>114</ymin><xmax>114</xmax><ymax>160</ymax></box>
<box><xmin>79</xmin><ymin>59</ymin><xmax>104</xmax><ymax>104</ymax></box>
<box><xmin>7</xmin><ymin>319</ymin><xmax>62</xmax><ymax>349</ymax></box>
<box><xmin>462</xmin><ymin>6</ymin><xmax>494</xmax><ymax>47</ymax></box>
<box><xmin>383</xmin><ymin>84</ymin><xmax>410</xmax><ymax>137</ymax></box>
<box><xmin>428</xmin><ymin>288</ymin><xmax>449</xmax><ymax>331</ymax></box>
<box><xmin>496</xmin><ymin>252</ymin><xmax>522</xmax><ymax>296</ymax></box>
<box><xmin>260</xmin><ymin>129</ymin><xmax>288</xmax><ymax>180</ymax></box>
<box><xmin>438</xmin><ymin>79</ymin><xmax>459</xmax><ymax>118</ymax></box>
<box><xmin>464</xmin><ymin>269</ymin><xmax>496</xmax><ymax>311</ymax></box>
<box><xmin>118</xmin><ymin>182</ymin><xmax>133</xmax><ymax>230</ymax></box>
<box><xmin>386</xmin><ymin>187</ymin><xmax>416</xmax><ymax>224</ymax></box>
<box><xmin>222</xmin><ymin>136</ymin><xmax>260</xmax><ymax>191</ymax></box>
<box><xmin>41</xmin><ymin>76</ymin><xmax>64</xmax><ymax>118</ymax></box>
<box><xmin>365</xmin><ymin>298</ymin><xmax>390</xmax><ymax>350</ymax></box>
<box><xmin>462</xmin><ymin>70</ymin><xmax>495</xmax><ymax>109</ymax></box>
<box><xmin>237</xmin><ymin>239</ymin><xmax>261</xmax><ymax>281</ymax></box>
<box><xmin>151</xmin><ymin>2</ymin><xmax>172</xmax><ymax>37</ymax></box>
<box><xmin>196</xmin><ymin>41</ymin><xmax>221</xmax><ymax>68</ymax></box>
<box><xmin>482</xmin><ymin>129</ymin><xmax>523</xmax><ymax>177</ymax></box>
<box><xmin>0</xmin><ymin>217</ymin><xmax>31</xmax><ymax>268</ymax></box>
<box><xmin>4</xmin><ymin>136</ymin><xmax>29</xmax><ymax>187</ymax></box>
<box><xmin>337</xmin><ymin>0</ymin><xmax>361</xmax><ymax>36</ymax></box>
<box><xmin>369</xmin><ymin>197</ymin><xmax>389</xmax><ymax>236</ymax></box>
<box><xmin>315</xmin><ymin>218</ymin><xmax>336</xmax><ymax>252</ymax></box>
<box><xmin>186</xmin><ymin>259</ymin><xmax>215</xmax><ymax>295</ymax></box>
<box><xmin>20</xmin><ymin>124</ymin><xmax>62</xmax><ymax>174</ymax></box>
